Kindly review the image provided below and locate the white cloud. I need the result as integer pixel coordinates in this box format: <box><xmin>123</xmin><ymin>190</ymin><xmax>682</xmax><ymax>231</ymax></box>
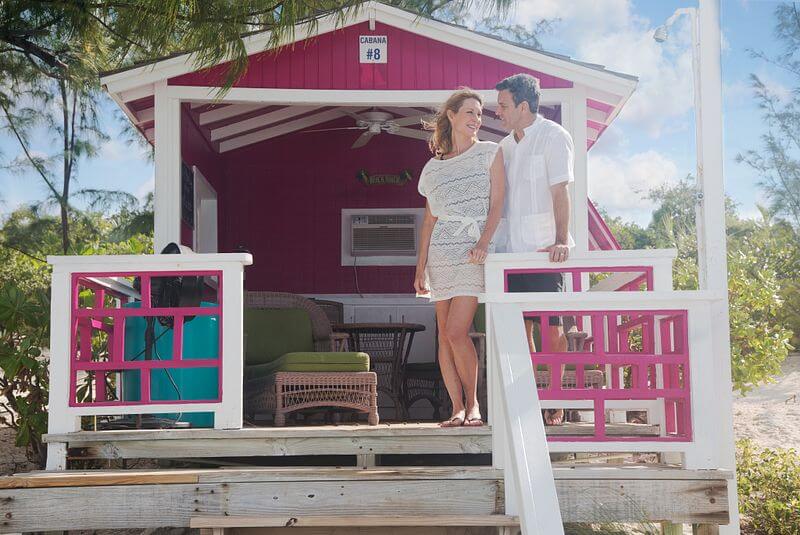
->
<box><xmin>98</xmin><ymin>139</ymin><xmax>148</xmax><ymax>161</ymax></box>
<box><xmin>588</xmin><ymin>150</ymin><xmax>680</xmax><ymax>225</ymax></box>
<box><xmin>135</xmin><ymin>174</ymin><xmax>155</xmax><ymax>201</ymax></box>
<box><xmin>755</xmin><ymin>71</ymin><xmax>793</xmax><ymax>104</ymax></box>
<box><xmin>513</xmin><ymin>0</ymin><xmax>695</xmax><ymax>137</ymax></box>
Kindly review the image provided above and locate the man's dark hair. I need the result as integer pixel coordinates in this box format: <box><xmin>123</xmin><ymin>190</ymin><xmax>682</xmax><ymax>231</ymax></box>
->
<box><xmin>496</xmin><ymin>74</ymin><xmax>541</xmax><ymax>113</ymax></box>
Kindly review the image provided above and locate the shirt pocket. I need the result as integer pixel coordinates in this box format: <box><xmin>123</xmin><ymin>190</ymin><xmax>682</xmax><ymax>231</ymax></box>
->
<box><xmin>521</xmin><ymin>212</ymin><xmax>556</xmax><ymax>250</ymax></box>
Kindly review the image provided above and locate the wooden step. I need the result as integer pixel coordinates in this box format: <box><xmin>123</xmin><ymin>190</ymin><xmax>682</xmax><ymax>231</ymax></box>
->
<box><xmin>0</xmin><ymin>465</ymin><xmax>731</xmax><ymax>533</ymax></box>
<box><xmin>43</xmin><ymin>422</ymin><xmax>661</xmax><ymax>462</ymax></box>
<box><xmin>189</xmin><ymin>514</ymin><xmax>520</xmax><ymax>528</ymax></box>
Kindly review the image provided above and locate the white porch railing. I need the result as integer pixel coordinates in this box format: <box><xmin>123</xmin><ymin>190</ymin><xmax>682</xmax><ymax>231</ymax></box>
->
<box><xmin>483</xmin><ymin>251</ymin><xmax>739</xmax><ymax>535</ymax></box>
<box><xmin>45</xmin><ymin>253</ymin><xmax>252</xmax><ymax>470</ymax></box>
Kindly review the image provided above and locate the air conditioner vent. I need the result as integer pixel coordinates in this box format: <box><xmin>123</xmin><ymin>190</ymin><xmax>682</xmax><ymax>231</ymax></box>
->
<box><xmin>350</xmin><ymin>214</ymin><xmax>417</xmax><ymax>257</ymax></box>
<box><xmin>354</xmin><ymin>214</ymin><xmax>416</xmax><ymax>226</ymax></box>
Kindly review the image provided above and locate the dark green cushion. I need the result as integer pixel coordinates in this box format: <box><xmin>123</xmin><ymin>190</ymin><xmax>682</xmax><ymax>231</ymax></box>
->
<box><xmin>244</xmin><ymin>351</ymin><xmax>370</xmax><ymax>380</ymax></box>
<box><xmin>244</xmin><ymin>308</ymin><xmax>315</xmax><ymax>366</ymax></box>
<box><xmin>473</xmin><ymin>303</ymin><xmax>486</xmax><ymax>334</ymax></box>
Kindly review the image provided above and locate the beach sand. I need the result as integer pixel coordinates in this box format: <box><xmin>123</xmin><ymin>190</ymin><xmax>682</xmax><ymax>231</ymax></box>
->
<box><xmin>733</xmin><ymin>353</ymin><xmax>800</xmax><ymax>451</ymax></box>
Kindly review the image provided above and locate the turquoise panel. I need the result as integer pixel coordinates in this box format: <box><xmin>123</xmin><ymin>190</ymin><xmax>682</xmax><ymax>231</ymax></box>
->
<box><xmin>122</xmin><ymin>301</ymin><xmax>219</xmax><ymax>427</ymax></box>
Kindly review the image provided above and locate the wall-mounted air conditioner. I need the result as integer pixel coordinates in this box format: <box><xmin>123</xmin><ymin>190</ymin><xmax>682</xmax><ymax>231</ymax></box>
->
<box><xmin>341</xmin><ymin>208</ymin><xmax>424</xmax><ymax>266</ymax></box>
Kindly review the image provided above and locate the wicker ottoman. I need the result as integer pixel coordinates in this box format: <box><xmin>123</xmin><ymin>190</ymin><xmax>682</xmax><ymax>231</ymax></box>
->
<box><xmin>534</xmin><ymin>368</ymin><xmax>605</xmax><ymax>389</ymax></box>
<box><xmin>246</xmin><ymin>371</ymin><xmax>379</xmax><ymax>426</ymax></box>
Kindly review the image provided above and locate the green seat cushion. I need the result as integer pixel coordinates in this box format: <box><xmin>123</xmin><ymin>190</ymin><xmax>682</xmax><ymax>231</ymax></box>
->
<box><xmin>244</xmin><ymin>308</ymin><xmax>315</xmax><ymax>366</ymax></box>
<box><xmin>473</xmin><ymin>303</ymin><xmax>486</xmax><ymax>334</ymax></box>
<box><xmin>244</xmin><ymin>351</ymin><xmax>370</xmax><ymax>380</ymax></box>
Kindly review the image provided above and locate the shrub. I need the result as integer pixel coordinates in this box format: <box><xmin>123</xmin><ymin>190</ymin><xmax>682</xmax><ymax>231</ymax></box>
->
<box><xmin>737</xmin><ymin>439</ymin><xmax>800</xmax><ymax>534</ymax></box>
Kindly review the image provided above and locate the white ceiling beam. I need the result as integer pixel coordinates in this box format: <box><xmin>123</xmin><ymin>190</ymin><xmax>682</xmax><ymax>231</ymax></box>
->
<box><xmin>165</xmin><ymin>86</ymin><xmax>576</xmax><ymax>107</ymax></box>
<box><xmin>587</xmin><ymin>127</ymin><xmax>599</xmax><ymax>142</ymax></box>
<box><xmin>136</xmin><ymin>107</ymin><xmax>154</xmax><ymax>123</ymax></box>
<box><xmin>219</xmin><ymin>107</ymin><xmax>368</xmax><ymax>153</ymax></box>
<box><xmin>587</xmin><ymin>107</ymin><xmax>609</xmax><ymax>123</ymax></box>
<box><xmin>198</xmin><ymin>103</ymin><xmax>273</xmax><ymax>126</ymax></box>
<box><xmin>210</xmin><ymin>105</ymin><xmax>318</xmax><ymax>141</ymax></box>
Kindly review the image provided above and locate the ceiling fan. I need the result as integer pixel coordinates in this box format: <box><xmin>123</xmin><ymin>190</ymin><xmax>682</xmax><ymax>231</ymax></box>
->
<box><xmin>304</xmin><ymin>110</ymin><xmax>431</xmax><ymax>148</ymax></box>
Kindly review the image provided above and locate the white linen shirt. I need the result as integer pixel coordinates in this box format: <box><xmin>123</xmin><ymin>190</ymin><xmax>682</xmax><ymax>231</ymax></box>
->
<box><xmin>496</xmin><ymin>114</ymin><xmax>575</xmax><ymax>253</ymax></box>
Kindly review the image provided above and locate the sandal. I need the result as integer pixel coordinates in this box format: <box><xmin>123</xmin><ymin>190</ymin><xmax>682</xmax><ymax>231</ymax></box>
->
<box><xmin>463</xmin><ymin>416</ymin><xmax>484</xmax><ymax>427</ymax></box>
<box><xmin>543</xmin><ymin>409</ymin><xmax>565</xmax><ymax>426</ymax></box>
<box><xmin>440</xmin><ymin>415</ymin><xmax>465</xmax><ymax>427</ymax></box>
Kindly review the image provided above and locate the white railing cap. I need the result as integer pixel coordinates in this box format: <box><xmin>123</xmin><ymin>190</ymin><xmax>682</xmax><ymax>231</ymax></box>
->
<box><xmin>47</xmin><ymin>252</ymin><xmax>254</xmax><ymax>270</ymax></box>
<box><xmin>481</xmin><ymin>289</ymin><xmax>725</xmax><ymax>307</ymax></box>
<box><xmin>485</xmin><ymin>249</ymin><xmax>677</xmax><ymax>266</ymax></box>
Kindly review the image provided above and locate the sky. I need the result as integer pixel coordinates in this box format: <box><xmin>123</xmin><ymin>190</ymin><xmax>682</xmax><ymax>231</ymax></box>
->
<box><xmin>0</xmin><ymin>0</ymin><xmax>794</xmax><ymax>226</ymax></box>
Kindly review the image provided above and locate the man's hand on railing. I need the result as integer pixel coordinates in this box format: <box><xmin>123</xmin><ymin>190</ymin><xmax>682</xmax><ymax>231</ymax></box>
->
<box><xmin>539</xmin><ymin>243</ymin><xmax>570</xmax><ymax>263</ymax></box>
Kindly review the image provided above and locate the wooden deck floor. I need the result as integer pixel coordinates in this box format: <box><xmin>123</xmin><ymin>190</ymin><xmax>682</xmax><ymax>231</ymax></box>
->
<box><xmin>44</xmin><ymin>422</ymin><xmax>662</xmax><ymax>461</ymax></box>
<box><xmin>0</xmin><ymin>464</ymin><xmax>731</xmax><ymax>532</ymax></box>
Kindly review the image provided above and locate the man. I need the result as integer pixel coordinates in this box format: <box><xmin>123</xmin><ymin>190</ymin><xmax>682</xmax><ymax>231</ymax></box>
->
<box><xmin>495</xmin><ymin>73</ymin><xmax>575</xmax><ymax>425</ymax></box>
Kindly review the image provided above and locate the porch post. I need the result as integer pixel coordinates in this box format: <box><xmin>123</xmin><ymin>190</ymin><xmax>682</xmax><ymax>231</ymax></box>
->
<box><xmin>566</xmin><ymin>87</ymin><xmax>589</xmax><ymax>254</ymax></box>
<box><xmin>45</xmin><ymin>266</ymin><xmax>81</xmax><ymax>470</ymax></box>
<box><xmin>153</xmin><ymin>80</ymin><xmax>182</xmax><ymax>252</ymax></box>
<box><xmin>694</xmin><ymin>1</ymin><xmax>740</xmax><ymax>532</ymax></box>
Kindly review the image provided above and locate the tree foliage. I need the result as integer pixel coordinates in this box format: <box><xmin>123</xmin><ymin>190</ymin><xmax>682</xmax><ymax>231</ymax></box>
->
<box><xmin>738</xmin><ymin>2</ymin><xmax>800</xmax><ymax>228</ymax></box>
<box><xmin>603</xmin><ymin>180</ymin><xmax>796</xmax><ymax>395</ymax></box>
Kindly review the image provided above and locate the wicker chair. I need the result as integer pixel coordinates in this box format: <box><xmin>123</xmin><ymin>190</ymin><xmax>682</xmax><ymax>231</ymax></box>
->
<box><xmin>243</xmin><ymin>292</ymin><xmax>378</xmax><ymax>426</ymax></box>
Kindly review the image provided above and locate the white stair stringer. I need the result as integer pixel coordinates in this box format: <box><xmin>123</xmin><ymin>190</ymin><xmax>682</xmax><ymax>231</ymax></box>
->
<box><xmin>489</xmin><ymin>303</ymin><xmax>565</xmax><ymax>535</ymax></box>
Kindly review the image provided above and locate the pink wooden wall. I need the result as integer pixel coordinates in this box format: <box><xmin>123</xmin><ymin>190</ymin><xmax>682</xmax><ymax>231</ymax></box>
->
<box><xmin>180</xmin><ymin>104</ymin><xmax>225</xmax><ymax>249</ymax></box>
<box><xmin>219</xmin><ymin>118</ymin><xmax>428</xmax><ymax>293</ymax></box>
<box><xmin>169</xmin><ymin>21</ymin><xmax>573</xmax><ymax>91</ymax></box>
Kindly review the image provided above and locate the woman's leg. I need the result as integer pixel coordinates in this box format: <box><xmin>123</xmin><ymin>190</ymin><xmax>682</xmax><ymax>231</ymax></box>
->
<box><xmin>435</xmin><ymin>299</ymin><xmax>465</xmax><ymax>425</ymax></box>
<box><xmin>443</xmin><ymin>296</ymin><xmax>481</xmax><ymax>424</ymax></box>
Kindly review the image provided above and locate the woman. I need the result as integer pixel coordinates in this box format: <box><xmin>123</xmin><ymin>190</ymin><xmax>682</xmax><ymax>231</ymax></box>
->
<box><xmin>415</xmin><ymin>88</ymin><xmax>505</xmax><ymax>427</ymax></box>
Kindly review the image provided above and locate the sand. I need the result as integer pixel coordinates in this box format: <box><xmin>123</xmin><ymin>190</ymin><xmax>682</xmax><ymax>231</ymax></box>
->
<box><xmin>733</xmin><ymin>353</ymin><xmax>800</xmax><ymax>451</ymax></box>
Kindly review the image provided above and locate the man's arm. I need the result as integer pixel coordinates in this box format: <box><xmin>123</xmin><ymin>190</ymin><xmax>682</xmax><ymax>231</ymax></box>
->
<box><xmin>546</xmin><ymin>182</ymin><xmax>571</xmax><ymax>262</ymax></box>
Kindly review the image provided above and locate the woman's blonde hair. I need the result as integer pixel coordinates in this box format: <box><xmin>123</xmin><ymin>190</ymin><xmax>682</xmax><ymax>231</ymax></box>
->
<box><xmin>422</xmin><ymin>88</ymin><xmax>483</xmax><ymax>157</ymax></box>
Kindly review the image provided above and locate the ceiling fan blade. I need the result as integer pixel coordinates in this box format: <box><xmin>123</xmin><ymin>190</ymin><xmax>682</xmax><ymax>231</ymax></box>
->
<box><xmin>342</xmin><ymin>109</ymin><xmax>367</xmax><ymax>121</ymax></box>
<box><xmin>391</xmin><ymin>115</ymin><xmax>428</xmax><ymax>127</ymax></box>
<box><xmin>303</xmin><ymin>126</ymin><xmax>366</xmax><ymax>133</ymax></box>
<box><xmin>351</xmin><ymin>131</ymin><xmax>377</xmax><ymax>149</ymax></box>
<box><xmin>389</xmin><ymin>127</ymin><xmax>430</xmax><ymax>141</ymax></box>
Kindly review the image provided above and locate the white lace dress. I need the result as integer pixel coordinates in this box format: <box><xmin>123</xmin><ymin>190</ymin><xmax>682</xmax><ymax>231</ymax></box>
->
<box><xmin>418</xmin><ymin>140</ymin><xmax>499</xmax><ymax>302</ymax></box>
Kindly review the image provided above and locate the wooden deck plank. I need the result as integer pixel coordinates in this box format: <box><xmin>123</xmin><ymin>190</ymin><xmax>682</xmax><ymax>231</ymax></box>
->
<box><xmin>0</xmin><ymin>479</ymin><xmax>503</xmax><ymax>532</ymax></box>
<box><xmin>44</xmin><ymin>422</ymin><xmax>658</xmax><ymax>443</ymax></box>
<box><xmin>0</xmin><ymin>474</ymin><xmax>728</xmax><ymax>532</ymax></box>
<box><xmin>0</xmin><ymin>465</ymin><xmax>733</xmax><ymax>490</ymax></box>
<box><xmin>190</xmin><ymin>515</ymin><xmax>521</xmax><ymax>528</ymax></box>
<box><xmin>46</xmin><ymin>423</ymin><xmax>661</xmax><ymax>461</ymax></box>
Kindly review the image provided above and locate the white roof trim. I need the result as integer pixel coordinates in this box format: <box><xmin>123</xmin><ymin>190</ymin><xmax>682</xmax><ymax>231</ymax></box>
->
<box><xmin>101</xmin><ymin>2</ymin><xmax>636</xmax><ymax>100</ymax></box>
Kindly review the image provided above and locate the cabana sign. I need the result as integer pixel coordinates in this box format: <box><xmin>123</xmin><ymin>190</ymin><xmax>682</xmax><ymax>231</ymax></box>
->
<box><xmin>357</xmin><ymin>169</ymin><xmax>412</xmax><ymax>186</ymax></box>
<box><xmin>359</xmin><ymin>35</ymin><xmax>387</xmax><ymax>63</ymax></box>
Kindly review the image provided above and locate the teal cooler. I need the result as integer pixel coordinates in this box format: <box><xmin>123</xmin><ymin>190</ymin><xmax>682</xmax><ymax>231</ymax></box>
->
<box><xmin>122</xmin><ymin>301</ymin><xmax>219</xmax><ymax>427</ymax></box>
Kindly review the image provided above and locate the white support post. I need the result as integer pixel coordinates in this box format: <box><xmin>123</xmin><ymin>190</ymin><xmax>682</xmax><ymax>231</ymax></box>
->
<box><xmin>215</xmin><ymin>263</ymin><xmax>246</xmax><ymax>429</ymax></box>
<box><xmin>490</xmin><ymin>304</ymin><xmax>564</xmax><ymax>535</ymax></box>
<box><xmin>46</xmin><ymin>268</ymin><xmax>81</xmax><ymax>471</ymax></box>
<box><xmin>696</xmin><ymin>1</ymin><xmax>740</xmax><ymax>533</ymax></box>
<box><xmin>153</xmin><ymin>80</ymin><xmax>182</xmax><ymax>252</ymax></box>
<box><xmin>568</xmin><ymin>86</ymin><xmax>589</xmax><ymax>255</ymax></box>
<box><xmin>683</xmin><ymin>301</ymin><xmax>717</xmax><ymax>469</ymax></box>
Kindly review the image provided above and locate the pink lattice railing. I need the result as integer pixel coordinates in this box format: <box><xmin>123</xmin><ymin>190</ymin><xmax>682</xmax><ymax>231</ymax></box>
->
<box><xmin>69</xmin><ymin>271</ymin><xmax>223</xmax><ymax>408</ymax></box>
<box><xmin>527</xmin><ymin>309</ymin><xmax>691</xmax><ymax>442</ymax></box>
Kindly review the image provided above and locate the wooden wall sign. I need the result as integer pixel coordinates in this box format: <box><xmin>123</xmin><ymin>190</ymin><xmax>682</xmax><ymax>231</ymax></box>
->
<box><xmin>357</xmin><ymin>169</ymin><xmax>413</xmax><ymax>186</ymax></box>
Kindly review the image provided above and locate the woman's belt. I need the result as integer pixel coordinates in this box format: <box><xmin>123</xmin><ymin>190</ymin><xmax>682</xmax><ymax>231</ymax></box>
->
<box><xmin>437</xmin><ymin>215</ymin><xmax>486</xmax><ymax>241</ymax></box>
